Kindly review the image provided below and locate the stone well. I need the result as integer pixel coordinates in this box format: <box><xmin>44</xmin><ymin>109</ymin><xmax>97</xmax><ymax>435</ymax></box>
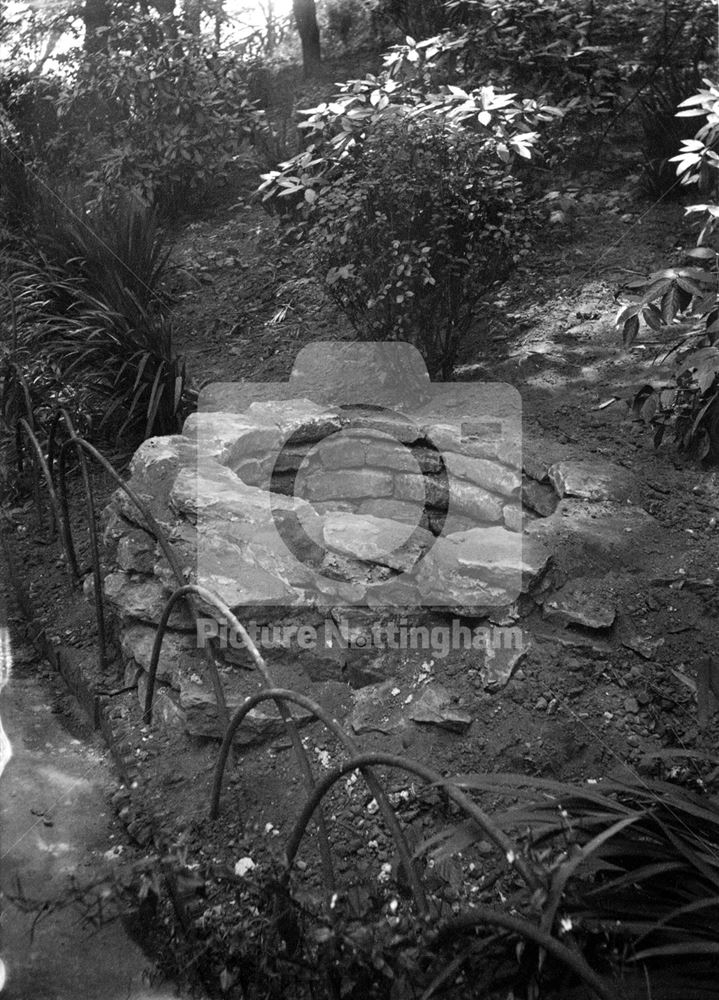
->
<box><xmin>100</xmin><ymin>344</ymin><xmax>555</xmax><ymax>744</ymax></box>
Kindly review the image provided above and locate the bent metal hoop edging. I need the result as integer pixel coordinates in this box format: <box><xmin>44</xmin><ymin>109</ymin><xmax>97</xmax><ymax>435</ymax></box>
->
<box><xmin>284</xmin><ymin>751</ymin><xmax>541</xmax><ymax>894</ymax></box>
<box><xmin>50</xmin><ymin>444</ymin><xmax>334</xmax><ymax>896</ymax></box>
<box><xmin>143</xmin><ymin>585</ymin><xmax>230</xmax><ymax>735</ymax></box>
<box><xmin>142</xmin><ymin>584</ymin><xmax>337</xmax><ymax>895</ymax></box>
<box><xmin>57</xmin><ymin>433</ymin><xmax>109</xmax><ymax>671</ymax></box>
<box><xmin>16</xmin><ymin>419</ymin><xmax>76</xmax><ymax>580</ymax></box>
<box><xmin>56</xmin><ymin>436</ymin><xmax>187</xmax><ymax>582</ymax></box>
<box><xmin>13</xmin><ymin>370</ymin><xmax>41</xmax><ymax>517</ymax></box>
<box><xmin>16</xmin><ymin>417</ymin><xmax>47</xmax><ymax>534</ymax></box>
<box><xmin>210</xmin><ymin>687</ymin><xmax>428</xmax><ymax>915</ymax></box>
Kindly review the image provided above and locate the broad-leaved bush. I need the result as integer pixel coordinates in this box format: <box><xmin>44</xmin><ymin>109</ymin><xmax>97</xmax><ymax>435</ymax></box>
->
<box><xmin>618</xmin><ymin>81</ymin><xmax>719</xmax><ymax>460</ymax></box>
<box><xmin>48</xmin><ymin>17</ymin><xmax>263</xmax><ymax>214</ymax></box>
<box><xmin>259</xmin><ymin>39</ymin><xmax>560</xmax><ymax>376</ymax></box>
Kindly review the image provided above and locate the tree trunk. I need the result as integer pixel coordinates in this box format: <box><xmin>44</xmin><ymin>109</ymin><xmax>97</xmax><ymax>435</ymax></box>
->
<box><xmin>83</xmin><ymin>0</ymin><xmax>111</xmax><ymax>53</ymax></box>
<box><xmin>265</xmin><ymin>0</ymin><xmax>276</xmax><ymax>55</ymax></box>
<box><xmin>183</xmin><ymin>0</ymin><xmax>202</xmax><ymax>34</ymax></box>
<box><xmin>292</xmin><ymin>0</ymin><xmax>321</xmax><ymax>77</ymax></box>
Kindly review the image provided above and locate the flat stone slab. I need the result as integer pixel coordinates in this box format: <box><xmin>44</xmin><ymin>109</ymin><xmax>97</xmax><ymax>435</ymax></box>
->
<box><xmin>548</xmin><ymin>460</ymin><xmax>636</xmax><ymax>502</ymax></box>
<box><xmin>300</xmin><ymin>468</ymin><xmax>394</xmax><ymax>501</ymax></box>
<box><xmin>171</xmin><ymin>463</ymin><xmax>322</xmax><ymax>534</ymax></box>
<box><xmin>359</xmin><ymin>499</ymin><xmax>425</xmax><ymax>526</ymax></box>
<box><xmin>349</xmin><ymin>680</ymin><xmax>405</xmax><ymax>735</ymax></box>
<box><xmin>416</xmin><ymin>527</ymin><xmax>551</xmax><ymax>608</ymax></box>
<box><xmin>445</xmin><ymin>452</ymin><xmax>521</xmax><ymax>497</ymax></box>
<box><xmin>543</xmin><ymin>578</ymin><xmax>617</xmax><ymax>630</ymax></box>
<box><xmin>179</xmin><ymin>679</ymin><xmax>315</xmax><ymax>745</ymax></box>
<box><xmin>408</xmin><ymin>683</ymin><xmax>472</xmax><ymax>733</ymax></box>
<box><xmin>195</xmin><ymin>531</ymin><xmax>309</xmax><ymax>609</ymax></box>
<box><xmin>184</xmin><ymin>412</ymin><xmax>281</xmax><ymax>467</ymax></box>
<box><xmin>247</xmin><ymin>398</ymin><xmax>343</xmax><ymax>441</ymax></box>
<box><xmin>450</xmin><ymin>479</ymin><xmax>504</xmax><ymax>523</ymax></box>
<box><xmin>424</xmin><ymin>422</ymin><xmax>521</xmax><ymax>468</ymax></box>
<box><xmin>322</xmin><ymin>513</ymin><xmax>435</xmax><ymax>573</ymax></box>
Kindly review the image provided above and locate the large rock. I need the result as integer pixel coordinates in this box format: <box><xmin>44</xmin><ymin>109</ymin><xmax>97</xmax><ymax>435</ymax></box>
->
<box><xmin>359</xmin><ymin>498</ymin><xmax>425</xmax><ymax>526</ymax></box>
<box><xmin>116</xmin><ymin>528</ymin><xmax>157</xmax><ymax>574</ymax></box>
<box><xmin>120</xmin><ymin>623</ymin><xmax>199</xmax><ymax>686</ymax></box>
<box><xmin>247</xmin><ymin>398</ymin><xmax>343</xmax><ymax>441</ymax></box>
<box><xmin>300</xmin><ymin>468</ymin><xmax>394</xmax><ymax>501</ymax></box>
<box><xmin>322</xmin><ymin>513</ymin><xmax>434</xmax><ymax>573</ymax></box>
<box><xmin>103</xmin><ymin>572</ymin><xmax>195</xmax><ymax>629</ymax></box>
<box><xmin>314</xmin><ymin>434</ymin><xmax>367</xmax><ymax>469</ymax></box>
<box><xmin>366</xmin><ymin>441</ymin><xmax>442</xmax><ymax>474</ymax></box>
<box><xmin>522</xmin><ymin>478</ymin><xmax>559</xmax><ymax>517</ymax></box>
<box><xmin>450</xmin><ymin>480</ymin><xmax>504</xmax><ymax>524</ymax></box>
<box><xmin>194</xmin><ymin>532</ymin><xmax>308</xmax><ymax>611</ymax></box>
<box><xmin>445</xmin><ymin>452</ymin><xmax>521</xmax><ymax>497</ymax></box>
<box><xmin>415</xmin><ymin>527</ymin><xmax>551</xmax><ymax>609</ymax></box>
<box><xmin>130</xmin><ymin>667</ymin><xmax>185</xmax><ymax>728</ymax></box>
<box><xmin>548</xmin><ymin>460</ymin><xmax>636</xmax><ymax>502</ymax></box>
<box><xmin>340</xmin><ymin>408</ymin><xmax>422</xmax><ymax>443</ymax></box>
<box><xmin>424</xmin><ymin>422</ymin><xmax>521</xmax><ymax>467</ymax></box>
<box><xmin>128</xmin><ymin>435</ymin><xmax>198</xmax><ymax>497</ymax></box>
<box><xmin>183</xmin><ymin>412</ymin><xmax>281</xmax><ymax>468</ymax></box>
<box><xmin>394</xmin><ymin>473</ymin><xmax>449</xmax><ymax>507</ymax></box>
<box><xmin>107</xmin><ymin>484</ymin><xmax>176</xmax><ymax>534</ymax></box>
<box><xmin>179</xmin><ymin>679</ymin><xmax>315</xmax><ymax>745</ymax></box>
<box><xmin>171</xmin><ymin>463</ymin><xmax>319</xmax><ymax>532</ymax></box>
<box><xmin>101</xmin><ymin>507</ymin><xmax>135</xmax><ymax>563</ymax></box>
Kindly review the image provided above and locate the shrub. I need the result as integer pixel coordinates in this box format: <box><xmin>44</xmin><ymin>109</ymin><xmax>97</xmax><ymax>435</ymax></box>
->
<box><xmin>636</xmin><ymin>68</ymin><xmax>700</xmax><ymax>197</ymax></box>
<box><xmin>48</xmin><ymin>16</ymin><xmax>263</xmax><ymax>215</ymax></box>
<box><xmin>308</xmin><ymin>114</ymin><xmax>528</xmax><ymax>378</ymax></box>
<box><xmin>3</xmin><ymin>193</ymin><xmax>193</xmax><ymax>443</ymax></box>
<box><xmin>259</xmin><ymin>39</ymin><xmax>557</xmax><ymax>376</ymax></box>
<box><xmin>617</xmin><ymin>81</ymin><xmax>719</xmax><ymax>460</ymax></box>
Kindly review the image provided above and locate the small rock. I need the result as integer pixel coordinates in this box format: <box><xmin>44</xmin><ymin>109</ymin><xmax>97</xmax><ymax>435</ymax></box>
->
<box><xmin>350</xmin><ymin>680</ymin><xmax>404</xmax><ymax>735</ymax></box>
<box><xmin>480</xmin><ymin>640</ymin><xmax>531</xmax><ymax>691</ymax></box>
<box><xmin>548</xmin><ymin>460</ymin><xmax>636</xmax><ymax>502</ymax></box>
<box><xmin>627</xmin><ymin>734</ymin><xmax>641</xmax><ymax>747</ymax></box>
<box><xmin>624</xmin><ymin>697</ymin><xmax>640</xmax><ymax>714</ymax></box>
<box><xmin>522</xmin><ymin>478</ymin><xmax>559</xmax><ymax>517</ymax></box>
<box><xmin>234</xmin><ymin>857</ymin><xmax>256</xmax><ymax>877</ymax></box>
<box><xmin>543</xmin><ymin>578</ymin><xmax>616</xmax><ymax>631</ymax></box>
<box><xmin>622</xmin><ymin>634</ymin><xmax>663</xmax><ymax>660</ymax></box>
<box><xmin>535</xmin><ymin>697</ymin><xmax>548</xmax><ymax>711</ymax></box>
<box><xmin>408</xmin><ymin>683</ymin><xmax>473</xmax><ymax>734</ymax></box>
